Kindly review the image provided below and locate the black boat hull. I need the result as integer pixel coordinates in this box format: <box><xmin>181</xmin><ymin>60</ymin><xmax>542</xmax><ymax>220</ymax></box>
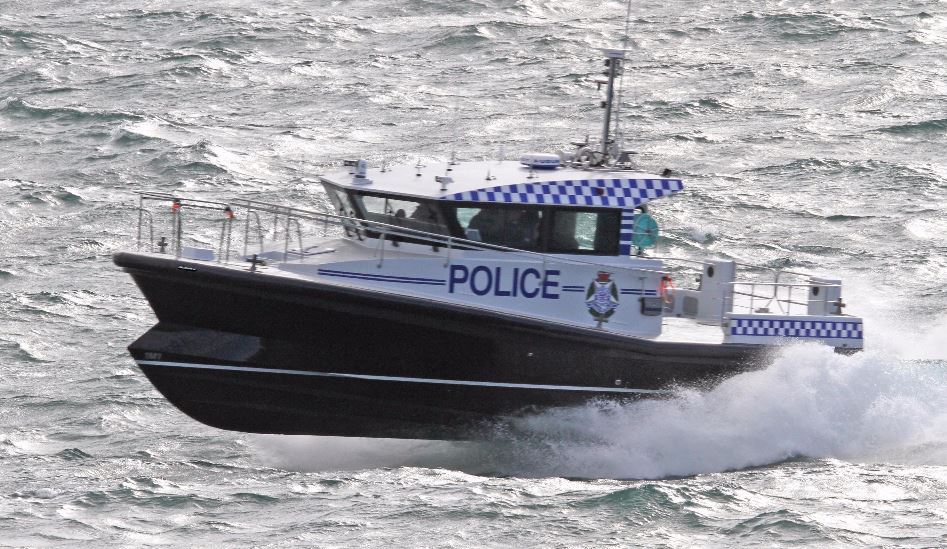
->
<box><xmin>116</xmin><ymin>252</ymin><xmax>763</xmax><ymax>440</ymax></box>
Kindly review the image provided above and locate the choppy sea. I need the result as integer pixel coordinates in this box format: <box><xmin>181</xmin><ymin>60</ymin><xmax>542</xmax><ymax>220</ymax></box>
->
<box><xmin>2</xmin><ymin>0</ymin><xmax>946</xmax><ymax>546</ymax></box>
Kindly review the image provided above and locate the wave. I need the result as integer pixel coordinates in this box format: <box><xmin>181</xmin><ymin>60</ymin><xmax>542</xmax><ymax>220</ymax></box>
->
<box><xmin>0</xmin><ymin>338</ymin><xmax>53</xmax><ymax>363</ymax></box>
<box><xmin>493</xmin><ymin>347</ymin><xmax>947</xmax><ymax>478</ymax></box>
<box><xmin>735</xmin><ymin>11</ymin><xmax>878</xmax><ymax>40</ymax></box>
<box><xmin>4</xmin><ymin>184</ymin><xmax>85</xmax><ymax>207</ymax></box>
<box><xmin>877</xmin><ymin>118</ymin><xmax>947</xmax><ymax>135</ymax></box>
<box><xmin>639</xmin><ymin>97</ymin><xmax>734</xmax><ymax>119</ymax></box>
<box><xmin>149</xmin><ymin>141</ymin><xmax>228</xmax><ymax>177</ymax></box>
<box><xmin>255</xmin><ymin>342</ymin><xmax>947</xmax><ymax>479</ymax></box>
<box><xmin>824</xmin><ymin>213</ymin><xmax>874</xmax><ymax>221</ymax></box>
<box><xmin>109</xmin><ymin>126</ymin><xmax>170</xmax><ymax>148</ymax></box>
<box><xmin>0</xmin><ymin>97</ymin><xmax>143</xmax><ymax>124</ymax></box>
<box><xmin>672</xmin><ymin>133</ymin><xmax>718</xmax><ymax>144</ymax></box>
<box><xmin>742</xmin><ymin>157</ymin><xmax>937</xmax><ymax>181</ymax></box>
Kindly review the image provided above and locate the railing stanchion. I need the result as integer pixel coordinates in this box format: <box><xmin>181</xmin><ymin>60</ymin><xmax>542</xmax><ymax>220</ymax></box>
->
<box><xmin>217</xmin><ymin>218</ymin><xmax>227</xmax><ymax>263</ymax></box>
<box><xmin>283</xmin><ymin>215</ymin><xmax>291</xmax><ymax>262</ymax></box>
<box><xmin>377</xmin><ymin>228</ymin><xmax>386</xmax><ymax>268</ymax></box>
<box><xmin>174</xmin><ymin>207</ymin><xmax>182</xmax><ymax>259</ymax></box>
<box><xmin>295</xmin><ymin>219</ymin><xmax>304</xmax><ymax>262</ymax></box>
<box><xmin>137</xmin><ymin>195</ymin><xmax>143</xmax><ymax>251</ymax></box>
<box><xmin>243</xmin><ymin>204</ymin><xmax>252</xmax><ymax>258</ymax></box>
<box><xmin>225</xmin><ymin>216</ymin><xmax>233</xmax><ymax>262</ymax></box>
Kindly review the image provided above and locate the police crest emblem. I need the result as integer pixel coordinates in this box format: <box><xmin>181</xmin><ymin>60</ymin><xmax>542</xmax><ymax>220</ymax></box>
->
<box><xmin>585</xmin><ymin>271</ymin><xmax>619</xmax><ymax>327</ymax></box>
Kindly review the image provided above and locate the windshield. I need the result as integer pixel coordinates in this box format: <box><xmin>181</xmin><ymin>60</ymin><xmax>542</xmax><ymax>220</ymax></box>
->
<box><xmin>352</xmin><ymin>193</ymin><xmax>450</xmax><ymax>235</ymax></box>
<box><xmin>448</xmin><ymin>204</ymin><xmax>620</xmax><ymax>255</ymax></box>
<box><xmin>344</xmin><ymin>190</ymin><xmax>623</xmax><ymax>255</ymax></box>
<box><xmin>454</xmin><ymin>206</ymin><xmax>543</xmax><ymax>250</ymax></box>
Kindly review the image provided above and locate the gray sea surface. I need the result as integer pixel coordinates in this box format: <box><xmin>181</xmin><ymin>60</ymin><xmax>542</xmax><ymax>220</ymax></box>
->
<box><xmin>1</xmin><ymin>0</ymin><xmax>947</xmax><ymax>546</ymax></box>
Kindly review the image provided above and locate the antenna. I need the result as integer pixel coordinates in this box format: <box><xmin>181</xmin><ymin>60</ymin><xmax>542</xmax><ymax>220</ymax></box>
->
<box><xmin>600</xmin><ymin>49</ymin><xmax>624</xmax><ymax>160</ymax></box>
<box><xmin>449</xmin><ymin>98</ymin><xmax>460</xmax><ymax>168</ymax></box>
<box><xmin>621</xmin><ymin>0</ymin><xmax>633</xmax><ymax>50</ymax></box>
<box><xmin>613</xmin><ymin>0</ymin><xmax>635</xmax><ymax>155</ymax></box>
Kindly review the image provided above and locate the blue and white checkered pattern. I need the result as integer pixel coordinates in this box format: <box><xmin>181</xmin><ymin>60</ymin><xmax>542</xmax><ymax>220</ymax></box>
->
<box><xmin>620</xmin><ymin>210</ymin><xmax>636</xmax><ymax>256</ymax></box>
<box><xmin>730</xmin><ymin>318</ymin><xmax>863</xmax><ymax>340</ymax></box>
<box><xmin>441</xmin><ymin>178</ymin><xmax>684</xmax><ymax>207</ymax></box>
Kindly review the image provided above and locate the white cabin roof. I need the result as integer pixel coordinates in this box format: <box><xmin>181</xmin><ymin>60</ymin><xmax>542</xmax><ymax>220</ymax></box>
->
<box><xmin>319</xmin><ymin>160</ymin><xmax>684</xmax><ymax>209</ymax></box>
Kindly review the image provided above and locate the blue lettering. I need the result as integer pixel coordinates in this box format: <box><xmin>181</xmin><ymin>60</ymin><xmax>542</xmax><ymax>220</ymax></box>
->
<box><xmin>542</xmin><ymin>269</ymin><xmax>560</xmax><ymax>299</ymax></box>
<box><xmin>451</xmin><ymin>264</ymin><xmax>560</xmax><ymax>299</ymax></box>
<box><xmin>470</xmin><ymin>266</ymin><xmax>492</xmax><ymax>296</ymax></box>
<box><xmin>449</xmin><ymin>265</ymin><xmax>469</xmax><ymax>293</ymax></box>
<box><xmin>493</xmin><ymin>267</ymin><xmax>511</xmax><ymax>296</ymax></box>
<box><xmin>520</xmin><ymin>268</ymin><xmax>541</xmax><ymax>298</ymax></box>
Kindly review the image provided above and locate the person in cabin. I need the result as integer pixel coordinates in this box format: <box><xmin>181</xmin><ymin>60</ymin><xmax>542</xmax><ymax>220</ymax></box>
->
<box><xmin>408</xmin><ymin>202</ymin><xmax>446</xmax><ymax>234</ymax></box>
<box><xmin>468</xmin><ymin>207</ymin><xmax>540</xmax><ymax>248</ymax></box>
<box><xmin>503</xmin><ymin>208</ymin><xmax>540</xmax><ymax>248</ymax></box>
<box><xmin>467</xmin><ymin>208</ymin><xmax>501</xmax><ymax>243</ymax></box>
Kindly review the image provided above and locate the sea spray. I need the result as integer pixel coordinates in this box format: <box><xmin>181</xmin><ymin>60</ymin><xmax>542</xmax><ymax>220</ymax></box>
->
<box><xmin>496</xmin><ymin>345</ymin><xmax>947</xmax><ymax>478</ymax></box>
<box><xmin>255</xmin><ymin>344</ymin><xmax>947</xmax><ymax>479</ymax></box>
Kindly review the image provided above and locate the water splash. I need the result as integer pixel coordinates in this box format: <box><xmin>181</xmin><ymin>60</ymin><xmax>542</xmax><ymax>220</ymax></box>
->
<box><xmin>255</xmin><ymin>342</ymin><xmax>947</xmax><ymax>479</ymax></box>
<box><xmin>494</xmin><ymin>345</ymin><xmax>947</xmax><ymax>478</ymax></box>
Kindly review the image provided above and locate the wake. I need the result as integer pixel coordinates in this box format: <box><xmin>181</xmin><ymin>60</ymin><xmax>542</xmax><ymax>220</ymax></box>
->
<box><xmin>254</xmin><ymin>340</ymin><xmax>947</xmax><ymax>479</ymax></box>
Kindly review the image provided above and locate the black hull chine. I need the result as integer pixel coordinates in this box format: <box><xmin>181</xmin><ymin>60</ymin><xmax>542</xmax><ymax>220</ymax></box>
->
<box><xmin>117</xmin><ymin>252</ymin><xmax>763</xmax><ymax>440</ymax></box>
<box><xmin>134</xmin><ymin>350</ymin><xmax>507</xmax><ymax>440</ymax></box>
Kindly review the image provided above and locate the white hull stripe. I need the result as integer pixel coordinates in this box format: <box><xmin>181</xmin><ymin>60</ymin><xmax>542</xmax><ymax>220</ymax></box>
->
<box><xmin>136</xmin><ymin>360</ymin><xmax>670</xmax><ymax>395</ymax></box>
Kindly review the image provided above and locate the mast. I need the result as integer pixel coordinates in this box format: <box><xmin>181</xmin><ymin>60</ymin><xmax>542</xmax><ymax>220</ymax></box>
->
<box><xmin>600</xmin><ymin>48</ymin><xmax>625</xmax><ymax>159</ymax></box>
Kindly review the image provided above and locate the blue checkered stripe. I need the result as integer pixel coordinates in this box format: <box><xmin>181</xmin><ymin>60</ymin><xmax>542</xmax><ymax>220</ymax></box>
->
<box><xmin>730</xmin><ymin>318</ymin><xmax>863</xmax><ymax>340</ymax></box>
<box><xmin>620</xmin><ymin>210</ymin><xmax>636</xmax><ymax>256</ymax></box>
<box><xmin>442</xmin><ymin>178</ymin><xmax>684</xmax><ymax>207</ymax></box>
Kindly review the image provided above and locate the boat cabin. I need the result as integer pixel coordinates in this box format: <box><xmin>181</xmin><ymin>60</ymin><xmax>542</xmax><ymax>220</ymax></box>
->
<box><xmin>318</xmin><ymin>158</ymin><xmax>684</xmax><ymax>257</ymax></box>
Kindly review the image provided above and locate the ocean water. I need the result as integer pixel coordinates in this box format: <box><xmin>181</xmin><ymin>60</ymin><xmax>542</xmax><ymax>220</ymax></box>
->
<box><xmin>1</xmin><ymin>0</ymin><xmax>946</xmax><ymax>546</ymax></box>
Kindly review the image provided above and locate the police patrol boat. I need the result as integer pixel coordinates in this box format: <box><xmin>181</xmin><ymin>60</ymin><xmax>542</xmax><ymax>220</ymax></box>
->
<box><xmin>115</xmin><ymin>49</ymin><xmax>864</xmax><ymax>440</ymax></box>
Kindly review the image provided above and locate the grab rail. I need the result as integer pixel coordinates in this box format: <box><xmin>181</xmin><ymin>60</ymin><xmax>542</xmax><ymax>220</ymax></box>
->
<box><xmin>132</xmin><ymin>192</ymin><xmax>827</xmax><ymax>311</ymax></box>
<box><xmin>730</xmin><ymin>281</ymin><xmax>841</xmax><ymax>315</ymax></box>
<box><xmin>133</xmin><ymin>192</ymin><xmax>673</xmax><ymax>280</ymax></box>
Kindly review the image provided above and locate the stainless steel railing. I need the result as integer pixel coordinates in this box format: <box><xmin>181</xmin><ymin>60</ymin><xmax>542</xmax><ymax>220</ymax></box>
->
<box><xmin>133</xmin><ymin>192</ymin><xmax>840</xmax><ymax>319</ymax></box>
<box><xmin>132</xmin><ymin>192</ymin><xmax>672</xmax><ymax>280</ymax></box>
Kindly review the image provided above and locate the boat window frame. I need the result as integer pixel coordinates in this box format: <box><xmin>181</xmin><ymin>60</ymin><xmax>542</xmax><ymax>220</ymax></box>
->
<box><xmin>335</xmin><ymin>190</ymin><xmax>624</xmax><ymax>256</ymax></box>
<box><xmin>446</xmin><ymin>203</ymin><xmax>545</xmax><ymax>252</ymax></box>
<box><xmin>543</xmin><ymin>206</ymin><xmax>622</xmax><ymax>256</ymax></box>
<box><xmin>345</xmin><ymin>189</ymin><xmax>455</xmax><ymax>246</ymax></box>
<box><xmin>323</xmin><ymin>183</ymin><xmax>364</xmax><ymax>239</ymax></box>
<box><xmin>441</xmin><ymin>202</ymin><xmax>623</xmax><ymax>256</ymax></box>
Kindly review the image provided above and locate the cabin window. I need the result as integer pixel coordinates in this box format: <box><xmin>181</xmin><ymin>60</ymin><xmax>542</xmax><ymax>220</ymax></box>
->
<box><xmin>323</xmin><ymin>184</ymin><xmax>364</xmax><ymax>238</ymax></box>
<box><xmin>323</xmin><ymin>184</ymin><xmax>357</xmax><ymax>217</ymax></box>
<box><xmin>453</xmin><ymin>206</ymin><xmax>543</xmax><ymax>250</ymax></box>
<box><xmin>546</xmin><ymin>209</ymin><xmax>620</xmax><ymax>255</ymax></box>
<box><xmin>351</xmin><ymin>192</ymin><xmax>449</xmax><ymax>237</ymax></box>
